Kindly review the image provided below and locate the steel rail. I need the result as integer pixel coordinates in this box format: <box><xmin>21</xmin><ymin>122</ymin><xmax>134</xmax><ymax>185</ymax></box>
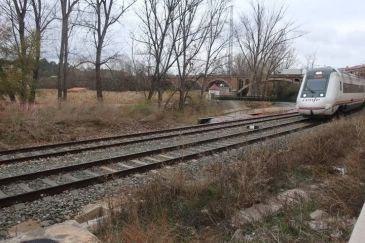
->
<box><xmin>0</xmin><ymin>118</ymin><xmax>316</xmax><ymax>208</ymax></box>
<box><xmin>0</xmin><ymin>117</ymin><xmax>306</xmax><ymax>186</ymax></box>
<box><xmin>0</xmin><ymin>113</ymin><xmax>300</xmax><ymax>164</ymax></box>
<box><xmin>0</xmin><ymin>112</ymin><xmax>297</xmax><ymax>156</ymax></box>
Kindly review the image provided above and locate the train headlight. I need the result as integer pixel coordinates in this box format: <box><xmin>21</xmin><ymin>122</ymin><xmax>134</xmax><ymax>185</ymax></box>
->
<box><xmin>303</xmin><ymin>94</ymin><xmax>307</xmax><ymax>97</ymax></box>
<box><xmin>320</xmin><ymin>93</ymin><xmax>324</xmax><ymax>97</ymax></box>
<box><xmin>325</xmin><ymin>104</ymin><xmax>332</xmax><ymax>110</ymax></box>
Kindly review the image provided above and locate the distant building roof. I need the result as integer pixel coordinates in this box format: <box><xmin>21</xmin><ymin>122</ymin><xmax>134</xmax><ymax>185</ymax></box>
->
<box><xmin>344</xmin><ymin>64</ymin><xmax>365</xmax><ymax>77</ymax></box>
<box><xmin>345</xmin><ymin>64</ymin><xmax>365</xmax><ymax>70</ymax></box>
<box><xmin>209</xmin><ymin>84</ymin><xmax>220</xmax><ymax>91</ymax></box>
<box><xmin>280</xmin><ymin>69</ymin><xmax>303</xmax><ymax>75</ymax></box>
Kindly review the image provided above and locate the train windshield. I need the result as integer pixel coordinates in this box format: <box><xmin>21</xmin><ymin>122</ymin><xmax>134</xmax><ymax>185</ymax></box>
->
<box><xmin>301</xmin><ymin>70</ymin><xmax>332</xmax><ymax>98</ymax></box>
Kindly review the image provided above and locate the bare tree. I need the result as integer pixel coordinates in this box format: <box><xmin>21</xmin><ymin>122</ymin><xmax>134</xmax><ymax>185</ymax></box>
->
<box><xmin>84</xmin><ymin>0</ymin><xmax>136</xmax><ymax>101</ymax></box>
<box><xmin>137</xmin><ymin>0</ymin><xmax>180</xmax><ymax>105</ymax></box>
<box><xmin>305</xmin><ymin>52</ymin><xmax>317</xmax><ymax>69</ymax></box>
<box><xmin>278</xmin><ymin>47</ymin><xmax>296</xmax><ymax>70</ymax></box>
<box><xmin>236</xmin><ymin>2</ymin><xmax>300</xmax><ymax>96</ymax></box>
<box><xmin>171</xmin><ymin>0</ymin><xmax>209</xmax><ymax>110</ymax></box>
<box><xmin>58</xmin><ymin>0</ymin><xmax>80</xmax><ymax>102</ymax></box>
<box><xmin>1</xmin><ymin>0</ymin><xmax>56</xmax><ymax>103</ymax></box>
<box><xmin>0</xmin><ymin>21</ymin><xmax>19</xmax><ymax>101</ymax></box>
<box><xmin>0</xmin><ymin>0</ymin><xmax>30</xmax><ymax>104</ymax></box>
<box><xmin>29</xmin><ymin>0</ymin><xmax>55</xmax><ymax>102</ymax></box>
<box><xmin>199</xmin><ymin>0</ymin><xmax>229</xmax><ymax>98</ymax></box>
<box><xmin>130</xmin><ymin>36</ymin><xmax>152</xmax><ymax>98</ymax></box>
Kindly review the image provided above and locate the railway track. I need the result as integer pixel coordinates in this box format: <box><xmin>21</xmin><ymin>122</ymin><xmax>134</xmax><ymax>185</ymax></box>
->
<box><xmin>0</xmin><ymin>112</ymin><xmax>320</xmax><ymax>208</ymax></box>
<box><xmin>0</xmin><ymin>112</ymin><xmax>300</xmax><ymax>164</ymax></box>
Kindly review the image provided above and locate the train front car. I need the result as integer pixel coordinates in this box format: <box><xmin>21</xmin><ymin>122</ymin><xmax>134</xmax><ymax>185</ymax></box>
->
<box><xmin>296</xmin><ymin>67</ymin><xmax>338</xmax><ymax>116</ymax></box>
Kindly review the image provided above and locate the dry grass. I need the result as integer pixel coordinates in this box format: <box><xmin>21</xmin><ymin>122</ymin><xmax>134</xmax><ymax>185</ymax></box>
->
<box><xmin>96</xmin><ymin>112</ymin><xmax>365</xmax><ymax>242</ymax></box>
<box><xmin>245</xmin><ymin>115</ymin><xmax>365</xmax><ymax>242</ymax></box>
<box><xmin>0</xmin><ymin>89</ymin><xmax>258</xmax><ymax>149</ymax></box>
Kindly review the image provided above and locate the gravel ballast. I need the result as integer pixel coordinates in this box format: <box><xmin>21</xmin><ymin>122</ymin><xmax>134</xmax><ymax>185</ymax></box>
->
<box><xmin>0</xmin><ymin>123</ymin><xmax>322</xmax><ymax>240</ymax></box>
<box><xmin>0</xmin><ymin>116</ymin><xmax>303</xmax><ymax>179</ymax></box>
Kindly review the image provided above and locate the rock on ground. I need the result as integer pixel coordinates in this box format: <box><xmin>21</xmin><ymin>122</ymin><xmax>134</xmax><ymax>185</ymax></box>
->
<box><xmin>232</xmin><ymin>188</ymin><xmax>309</xmax><ymax>226</ymax></box>
<box><xmin>2</xmin><ymin>220</ymin><xmax>100</xmax><ymax>243</ymax></box>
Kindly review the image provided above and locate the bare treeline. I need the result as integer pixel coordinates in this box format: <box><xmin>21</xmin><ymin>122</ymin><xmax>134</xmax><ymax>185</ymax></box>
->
<box><xmin>235</xmin><ymin>2</ymin><xmax>300</xmax><ymax>96</ymax></box>
<box><xmin>0</xmin><ymin>0</ymin><xmax>55</xmax><ymax>104</ymax></box>
<box><xmin>137</xmin><ymin>0</ymin><xmax>229</xmax><ymax>109</ymax></box>
<box><xmin>0</xmin><ymin>0</ymin><xmax>136</xmax><ymax>104</ymax></box>
<box><xmin>0</xmin><ymin>0</ymin><xmax>299</xmax><ymax>108</ymax></box>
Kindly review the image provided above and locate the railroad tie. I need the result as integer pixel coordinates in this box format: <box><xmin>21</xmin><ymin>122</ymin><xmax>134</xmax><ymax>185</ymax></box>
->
<box><xmin>188</xmin><ymin>147</ymin><xmax>203</xmax><ymax>152</ymax></box>
<box><xmin>41</xmin><ymin>178</ymin><xmax>58</xmax><ymax>187</ymax></box>
<box><xmin>18</xmin><ymin>183</ymin><xmax>33</xmax><ymax>192</ymax></box>
<box><xmin>0</xmin><ymin>189</ymin><xmax>7</xmax><ymax>198</ymax></box>
<box><xmin>218</xmin><ymin>142</ymin><xmax>232</xmax><ymax>147</ymax></box>
<box><xmin>63</xmin><ymin>174</ymin><xmax>79</xmax><ymax>182</ymax></box>
<box><xmin>99</xmin><ymin>166</ymin><xmax>118</xmax><ymax>173</ymax></box>
<box><xmin>202</xmin><ymin>144</ymin><xmax>216</xmax><ymax>149</ymax></box>
<box><xmin>145</xmin><ymin>157</ymin><xmax>161</xmax><ymax>163</ymax></box>
<box><xmin>131</xmin><ymin>160</ymin><xmax>148</xmax><ymax>166</ymax></box>
<box><xmin>117</xmin><ymin>162</ymin><xmax>134</xmax><ymax>169</ymax></box>
<box><xmin>167</xmin><ymin>152</ymin><xmax>180</xmax><ymax>157</ymax></box>
<box><xmin>159</xmin><ymin>154</ymin><xmax>174</xmax><ymax>159</ymax></box>
<box><xmin>83</xmin><ymin>170</ymin><xmax>100</xmax><ymax>177</ymax></box>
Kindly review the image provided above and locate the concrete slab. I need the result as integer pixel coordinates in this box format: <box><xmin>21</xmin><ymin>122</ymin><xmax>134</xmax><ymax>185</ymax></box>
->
<box><xmin>7</xmin><ymin>220</ymin><xmax>41</xmax><ymax>238</ymax></box>
<box><xmin>3</xmin><ymin>220</ymin><xmax>100</xmax><ymax>243</ymax></box>
<box><xmin>74</xmin><ymin>203</ymin><xmax>109</xmax><ymax>223</ymax></box>
<box><xmin>232</xmin><ymin>188</ymin><xmax>309</xmax><ymax>227</ymax></box>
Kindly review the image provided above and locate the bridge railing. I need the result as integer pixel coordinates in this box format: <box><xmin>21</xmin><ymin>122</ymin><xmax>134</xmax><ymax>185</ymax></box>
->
<box><xmin>213</xmin><ymin>95</ymin><xmax>296</xmax><ymax>103</ymax></box>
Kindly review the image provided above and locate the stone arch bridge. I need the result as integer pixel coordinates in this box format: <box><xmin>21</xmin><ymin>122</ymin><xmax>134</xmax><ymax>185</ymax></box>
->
<box><xmin>168</xmin><ymin>73</ymin><xmax>303</xmax><ymax>94</ymax></box>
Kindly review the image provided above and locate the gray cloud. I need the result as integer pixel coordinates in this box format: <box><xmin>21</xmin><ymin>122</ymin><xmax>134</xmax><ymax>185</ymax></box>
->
<box><xmin>42</xmin><ymin>0</ymin><xmax>365</xmax><ymax>69</ymax></box>
<box><xmin>233</xmin><ymin>0</ymin><xmax>365</xmax><ymax>68</ymax></box>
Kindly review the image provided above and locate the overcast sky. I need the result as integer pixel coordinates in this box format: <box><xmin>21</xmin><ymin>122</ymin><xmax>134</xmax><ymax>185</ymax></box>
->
<box><xmin>46</xmin><ymin>0</ymin><xmax>365</xmax><ymax>69</ymax></box>
<box><xmin>232</xmin><ymin>0</ymin><xmax>365</xmax><ymax>68</ymax></box>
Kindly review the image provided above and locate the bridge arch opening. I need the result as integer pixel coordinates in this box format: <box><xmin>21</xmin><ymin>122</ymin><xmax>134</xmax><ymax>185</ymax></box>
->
<box><xmin>205</xmin><ymin>79</ymin><xmax>230</xmax><ymax>91</ymax></box>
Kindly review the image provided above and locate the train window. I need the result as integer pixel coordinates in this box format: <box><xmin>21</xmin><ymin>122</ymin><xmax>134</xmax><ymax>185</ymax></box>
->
<box><xmin>301</xmin><ymin>69</ymin><xmax>333</xmax><ymax>98</ymax></box>
<box><xmin>306</xmin><ymin>79</ymin><xmax>327</xmax><ymax>90</ymax></box>
<box><xmin>340</xmin><ymin>81</ymin><xmax>342</xmax><ymax>91</ymax></box>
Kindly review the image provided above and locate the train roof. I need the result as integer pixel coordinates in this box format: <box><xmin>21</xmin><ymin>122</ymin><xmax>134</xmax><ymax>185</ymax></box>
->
<box><xmin>306</xmin><ymin>67</ymin><xmax>365</xmax><ymax>80</ymax></box>
<box><xmin>306</xmin><ymin>67</ymin><xmax>336</xmax><ymax>73</ymax></box>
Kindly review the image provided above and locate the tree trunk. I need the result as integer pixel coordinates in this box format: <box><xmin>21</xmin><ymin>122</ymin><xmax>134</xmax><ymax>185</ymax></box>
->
<box><xmin>147</xmin><ymin>83</ymin><xmax>155</xmax><ymax>101</ymax></box>
<box><xmin>62</xmin><ymin>26</ymin><xmax>69</xmax><ymax>101</ymax></box>
<box><xmin>58</xmin><ymin>18</ymin><xmax>66</xmax><ymax>102</ymax></box>
<box><xmin>147</xmin><ymin>90</ymin><xmax>154</xmax><ymax>100</ymax></box>
<box><xmin>8</xmin><ymin>92</ymin><xmax>16</xmax><ymax>103</ymax></box>
<box><xmin>19</xmin><ymin>18</ymin><xmax>28</xmax><ymax>104</ymax></box>
<box><xmin>157</xmin><ymin>89</ymin><xmax>162</xmax><ymax>108</ymax></box>
<box><xmin>96</xmin><ymin>64</ymin><xmax>102</xmax><ymax>101</ymax></box>
<box><xmin>178</xmin><ymin>89</ymin><xmax>184</xmax><ymax>111</ymax></box>
<box><xmin>29</xmin><ymin>30</ymin><xmax>41</xmax><ymax>104</ymax></box>
<box><xmin>95</xmin><ymin>47</ymin><xmax>103</xmax><ymax>101</ymax></box>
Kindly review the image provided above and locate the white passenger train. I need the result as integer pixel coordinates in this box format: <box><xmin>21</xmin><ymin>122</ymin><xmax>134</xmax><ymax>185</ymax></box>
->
<box><xmin>296</xmin><ymin>67</ymin><xmax>365</xmax><ymax>116</ymax></box>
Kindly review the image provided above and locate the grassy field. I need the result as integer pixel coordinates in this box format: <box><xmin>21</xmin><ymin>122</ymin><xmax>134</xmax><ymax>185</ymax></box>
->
<box><xmin>95</xmin><ymin>113</ymin><xmax>365</xmax><ymax>242</ymax></box>
<box><xmin>0</xmin><ymin>89</ymin><xmax>270</xmax><ymax>149</ymax></box>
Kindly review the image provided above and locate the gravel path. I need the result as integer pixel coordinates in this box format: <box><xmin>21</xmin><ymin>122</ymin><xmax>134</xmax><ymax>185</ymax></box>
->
<box><xmin>0</xmin><ymin>122</ymin><xmax>321</xmax><ymax>239</ymax></box>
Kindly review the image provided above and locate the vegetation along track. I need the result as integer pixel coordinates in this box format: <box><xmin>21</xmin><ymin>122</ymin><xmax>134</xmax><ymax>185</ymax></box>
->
<box><xmin>0</xmin><ymin>112</ymin><xmax>300</xmax><ymax>164</ymax></box>
<box><xmin>0</xmin><ymin>112</ymin><xmax>320</xmax><ymax>208</ymax></box>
